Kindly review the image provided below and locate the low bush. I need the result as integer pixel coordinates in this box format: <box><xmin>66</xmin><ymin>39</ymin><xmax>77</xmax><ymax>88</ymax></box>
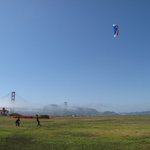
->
<box><xmin>9</xmin><ymin>113</ymin><xmax>22</xmax><ymax>117</ymax></box>
<box><xmin>40</xmin><ymin>115</ymin><xmax>49</xmax><ymax>119</ymax></box>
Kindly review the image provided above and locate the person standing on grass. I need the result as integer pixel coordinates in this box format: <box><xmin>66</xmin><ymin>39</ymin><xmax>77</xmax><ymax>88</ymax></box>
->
<box><xmin>36</xmin><ymin>114</ymin><xmax>41</xmax><ymax>127</ymax></box>
<box><xmin>15</xmin><ymin>117</ymin><xmax>20</xmax><ymax>126</ymax></box>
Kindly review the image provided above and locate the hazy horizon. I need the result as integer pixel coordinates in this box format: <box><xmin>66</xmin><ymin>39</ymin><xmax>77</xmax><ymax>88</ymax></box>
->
<box><xmin>0</xmin><ymin>93</ymin><xmax>150</xmax><ymax>113</ymax></box>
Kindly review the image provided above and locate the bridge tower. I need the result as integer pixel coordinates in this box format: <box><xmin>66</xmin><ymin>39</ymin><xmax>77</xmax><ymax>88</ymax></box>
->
<box><xmin>11</xmin><ymin>92</ymin><xmax>15</xmax><ymax>102</ymax></box>
<box><xmin>11</xmin><ymin>92</ymin><xmax>15</xmax><ymax>113</ymax></box>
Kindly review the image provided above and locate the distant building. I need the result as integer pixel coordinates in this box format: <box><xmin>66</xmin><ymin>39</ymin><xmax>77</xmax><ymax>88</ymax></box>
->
<box><xmin>0</xmin><ymin>107</ymin><xmax>9</xmax><ymax>116</ymax></box>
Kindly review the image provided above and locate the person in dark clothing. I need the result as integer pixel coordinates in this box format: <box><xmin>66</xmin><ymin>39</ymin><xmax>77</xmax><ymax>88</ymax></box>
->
<box><xmin>15</xmin><ymin>118</ymin><xmax>20</xmax><ymax>126</ymax></box>
<box><xmin>36</xmin><ymin>114</ymin><xmax>41</xmax><ymax>126</ymax></box>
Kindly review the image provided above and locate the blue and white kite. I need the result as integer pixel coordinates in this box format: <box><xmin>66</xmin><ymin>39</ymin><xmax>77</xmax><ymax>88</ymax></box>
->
<box><xmin>113</xmin><ymin>24</ymin><xmax>119</xmax><ymax>38</ymax></box>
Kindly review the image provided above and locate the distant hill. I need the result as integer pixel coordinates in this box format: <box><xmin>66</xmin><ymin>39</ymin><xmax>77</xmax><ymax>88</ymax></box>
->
<box><xmin>12</xmin><ymin>104</ymin><xmax>119</xmax><ymax>116</ymax></box>
<box><xmin>100</xmin><ymin>111</ymin><xmax>119</xmax><ymax>116</ymax></box>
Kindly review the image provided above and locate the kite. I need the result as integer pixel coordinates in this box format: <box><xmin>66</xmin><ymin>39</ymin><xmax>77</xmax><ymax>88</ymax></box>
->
<box><xmin>113</xmin><ymin>24</ymin><xmax>119</xmax><ymax>38</ymax></box>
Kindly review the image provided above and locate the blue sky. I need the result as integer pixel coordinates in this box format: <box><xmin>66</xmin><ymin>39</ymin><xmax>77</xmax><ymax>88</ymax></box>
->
<box><xmin>0</xmin><ymin>0</ymin><xmax>150</xmax><ymax>112</ymax></box>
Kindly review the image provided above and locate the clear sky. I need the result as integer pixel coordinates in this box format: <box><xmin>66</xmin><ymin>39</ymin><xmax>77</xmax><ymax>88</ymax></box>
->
<box><xmin>0</xmin><ymin>0</ymin><xmax>150</xmax><ymax>112</ymax></box>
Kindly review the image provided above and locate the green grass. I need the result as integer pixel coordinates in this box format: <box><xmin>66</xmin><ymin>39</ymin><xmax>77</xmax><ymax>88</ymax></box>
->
<box><xmin>0</xmin><ymin>115</ymin><xmax>150</xmax><ymax>150</ymax></box>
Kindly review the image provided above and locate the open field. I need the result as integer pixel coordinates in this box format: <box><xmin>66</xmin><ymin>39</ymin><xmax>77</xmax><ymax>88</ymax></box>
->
<box><xmin>0</xmin><ymin>115</ymin><xmax>150</xmax><ymax>150</ymax></box>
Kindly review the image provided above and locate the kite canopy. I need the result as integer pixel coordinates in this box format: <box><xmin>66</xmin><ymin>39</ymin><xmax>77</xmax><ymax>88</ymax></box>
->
<box><xmin>113</xmin><ymin>24</ymin><xmax>119</xmax><ymax>38</ymax></box>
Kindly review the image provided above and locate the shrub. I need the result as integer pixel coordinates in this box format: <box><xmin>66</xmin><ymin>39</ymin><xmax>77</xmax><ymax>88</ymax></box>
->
<box><xmin>40</xmin><ymin>115</ymin><xmax>49</xmax><ymax>119</ymax></box>
<box><xmin>9</xmin><ymin>113</ymin><xmax>22</xmax><ymax>117</ymax></box>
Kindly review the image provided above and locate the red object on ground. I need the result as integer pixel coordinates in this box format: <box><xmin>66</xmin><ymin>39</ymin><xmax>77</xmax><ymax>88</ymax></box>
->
<box><xmin>13</xmin><ymin>116</ymin><xmax>36</xmax><ymax>119</ymax></box>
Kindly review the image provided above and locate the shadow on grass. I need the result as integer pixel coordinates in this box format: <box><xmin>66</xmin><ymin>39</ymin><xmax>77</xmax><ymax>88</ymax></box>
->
<box><xmin>1</xmin><ymin>134</ymin><xmax>150</xmax><ymax>150</ymax></box>
<box><xmin>0</xmin><ymin>134</ymin><xmax>34</xmax><ymax>150</ymax></box>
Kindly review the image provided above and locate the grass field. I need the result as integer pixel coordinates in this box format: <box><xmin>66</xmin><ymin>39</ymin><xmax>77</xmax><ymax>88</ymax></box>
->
<box><xmin>0</xmin><ymin>115</ymin><xmax>150</xmax><ymax>150</ymax></box>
